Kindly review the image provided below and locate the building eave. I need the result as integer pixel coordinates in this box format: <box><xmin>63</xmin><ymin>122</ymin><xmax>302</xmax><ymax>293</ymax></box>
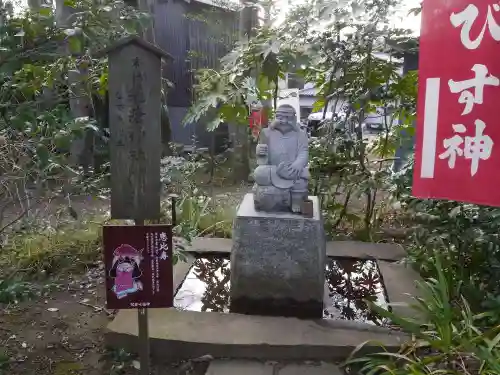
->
<box><xmin>182</xmin><ymin>0</ymin><xmax>239</xmax><ymax>11</ymax></box>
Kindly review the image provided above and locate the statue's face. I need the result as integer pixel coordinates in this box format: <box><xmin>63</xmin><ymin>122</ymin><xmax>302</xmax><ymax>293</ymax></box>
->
<box><xmin>275</xmin><ymin>108</ymin><xmax>296</xmax><ymax>133</ymax></box>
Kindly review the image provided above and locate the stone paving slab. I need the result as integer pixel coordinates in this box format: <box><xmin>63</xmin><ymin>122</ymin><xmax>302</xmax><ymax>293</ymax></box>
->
<box><xmin>205</xmin><ymin>360</ymin><xmax>270</xmax><ymax>375</ymax></box>
<box><xmin>205</xmin><ymin>360</ymin><xmax>343</xmax><ymax>375</ymax></box>
<box><xmin>326</xmin><ymin>241</ymin><xmax>405</xmax><ymax>261</ymax></box>
<box><xmin>188</xmin><ymin>237</ymin><xmax>232</xmax><ymax>255</ymax></box>
<box><xmin>377</xmin><ymin>260</ymin><xmax>422</xmax><ymax>319</ymax></box>
<box><xmin>186</xmin><ymin>237</ymin><xmax>405</xmax><ymax>261</ymax></box>
<box><xmin>279</xmin><ymin>362</ymin><xmax>343</xmax><ymax>375</ymax></box>
<box><xmin>106</xmin><ymin>308</ymin><xmax>407</xmax><ymax>362</ymax></box>
<box><xmin>173</xmin><ymin>253</ymin><xmax>196</xmax><ymax>292</ymax></box>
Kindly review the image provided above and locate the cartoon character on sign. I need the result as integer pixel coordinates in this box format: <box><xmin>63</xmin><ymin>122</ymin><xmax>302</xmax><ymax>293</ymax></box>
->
<box><xmin>109</xmin><ymin>244</ymin><xmax>143</xmax><ymax>299</ymax></box>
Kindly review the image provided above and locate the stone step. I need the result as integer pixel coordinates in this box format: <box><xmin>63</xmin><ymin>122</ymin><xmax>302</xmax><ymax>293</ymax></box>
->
<box><xmin>205</xmin><ymin>360</ymin><xmax>343</xmax><ymax>375</ymax></box>
<box><xmin>106</xmin><ymin>308</ymin><xmax>407</xmax><ymax>362</ymax></box>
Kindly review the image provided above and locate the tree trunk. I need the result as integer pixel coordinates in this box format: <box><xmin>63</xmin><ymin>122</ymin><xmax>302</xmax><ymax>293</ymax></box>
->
<box><xmin>27</xmin><ymin>0</ymin><xmax>41</xmax><ymax>11</ymax></box>
<box><xmin>0</xmin><ymin>0</ymin><xmax>4</xmax><ymax>29</ymax></box>
<box><xmin>55</xmin><ymin>0</ymin><xmax>93</xmax><ymax>174</ymax></box>
<box><xmin>261</xmin><ymin>1</ymin><xmax>272</xmax><ymax>124</ymax></box>
<box><xmin>229</xmin><ymin>1</ymin><xmax>258</xmax><ymax>183</ymax></box>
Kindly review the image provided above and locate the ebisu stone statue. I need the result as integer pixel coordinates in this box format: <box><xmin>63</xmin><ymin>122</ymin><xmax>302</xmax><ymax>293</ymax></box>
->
<box><xmin>252</xmin><ymin>104</ymin><xmax>309</xmax><ymax>213</ymax></box>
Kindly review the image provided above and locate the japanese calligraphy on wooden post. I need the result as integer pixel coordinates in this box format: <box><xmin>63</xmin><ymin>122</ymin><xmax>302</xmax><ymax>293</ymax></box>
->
<box><xmin>97</xmin><ymin>36</ymin><xmax>172</xmax><ymax>220</ymax></box>
<box><xmin>103</xmin><ymin>225</ymin><xmax>173</xmax><ymax>310</ymax></box>
<box><xmin>413</xmin><ymin>1</ymin><xmax>500</xmax><ymax>206</ymax></box>
<box><xmin>97</xmin><ymin>36</ymin><xmax>173</xmax><ymax>375</ymax></box>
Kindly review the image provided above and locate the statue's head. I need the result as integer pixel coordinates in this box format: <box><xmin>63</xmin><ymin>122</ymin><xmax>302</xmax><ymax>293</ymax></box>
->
<box><xmin>271</xmin><ymin>105</ymin><xmax>297</xmax><ymax>134</ymax></box>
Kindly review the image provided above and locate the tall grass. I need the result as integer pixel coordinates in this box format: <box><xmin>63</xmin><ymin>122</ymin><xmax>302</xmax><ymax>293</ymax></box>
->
<box><xmin>174</xmin><ymin>195</ymin><xmax>235</xmax><ymax>239</ymax></box>
<box><xmin>344</xmin><ymin>254</ymin><xmax>500</xmax><ymax>375</ymax></box>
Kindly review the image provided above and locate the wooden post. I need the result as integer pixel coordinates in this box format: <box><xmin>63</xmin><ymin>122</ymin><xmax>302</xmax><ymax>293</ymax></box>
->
<box><xmin>134</xmin><ymin>219</ymin><xmax>149</xmax><ymax>375</ymax></box>
<box><xmin>97</xmin><ymin>36</ymin><xmax>172</xmax><ymax>221</ymax></box>
<box><xmin>98</xmin><ymin>36</ymin><xmax>172</xmax><ymax>374</ymax></box>
<box><xmin>169</xmin><ymin>194</ymin><xmax>178</xmax><ymax>226</ymax></box>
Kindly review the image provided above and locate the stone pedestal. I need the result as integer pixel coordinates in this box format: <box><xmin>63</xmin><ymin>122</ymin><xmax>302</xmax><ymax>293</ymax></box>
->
<box><xmin>230</xmin><ymin>194</ymin><xmax>326</xmax><ymax>319</ymax></box>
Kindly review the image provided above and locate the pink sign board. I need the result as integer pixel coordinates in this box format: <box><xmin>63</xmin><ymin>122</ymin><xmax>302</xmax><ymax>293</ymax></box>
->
<box><xmin>103</xmin><ymin>225</ymin><xmax>173</xmax><ymax>310</ymax></box>
<box><xmin>413</xmin><ymin>1</ymin><xmax>500</xmax><ymax>206</ymax></box>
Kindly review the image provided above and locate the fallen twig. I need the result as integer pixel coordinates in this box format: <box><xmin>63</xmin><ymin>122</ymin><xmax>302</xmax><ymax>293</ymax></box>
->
<box><xmin>78</xmin><ymin>301</ymin><xmax>113</xmax><ymax>316</ymax></box>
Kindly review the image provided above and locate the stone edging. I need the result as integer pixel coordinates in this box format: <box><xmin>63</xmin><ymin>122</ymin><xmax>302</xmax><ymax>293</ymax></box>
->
<box><xmin>184</xmin><ymin>237</ymin><xmax>406</xmax><ymax>261</ymax></box>
<box><xmin>105</xmin><ymin>240</ymin><xmax>419</xmax><ymax>362</ymax></box>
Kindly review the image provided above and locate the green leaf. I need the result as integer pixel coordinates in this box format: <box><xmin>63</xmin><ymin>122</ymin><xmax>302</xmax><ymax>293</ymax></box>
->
<box><xmin>206</xmin><ymin>117</ymin><xmax>223</xmax><ymax>131</ymax></box>
<box><xmin>261</xmin><ymin>55</ymin><xmax>280</xmax><ymax>82</ymax></box>
<box><xmin>368</xmin><ymin>301</ymin><xmax>423</xmax><ymax>334</ymax></box>
<box><xmin>64</xmin><ymin>28</ymin><xmax>79</xmax><ymax>37</ymax></box>
<box><xmin>345</xmin><ymin>213</ymin><xmax>361</xmax><ymax>223</ymax></box>
<box><xmin>36</xmin><ymin>144</ymin><xmax>50</xmax><ymax>165</ymax></box>
<box><xmin>54</xmin><ymin>132</ymin><xmax>71</xmax><ymax>151</ymax></box>
<box><xmin>85</xmin><ymin>123</ymin><xmax>100</xmax><ymax>133</ymax></box>
<box><xmin>68</xmin><ymin>36</ymin><xmax>82</xmax><ymax>54</ymax></box>
<box><xmin>263</xmin><ymin>37</ymin><xmax>280</xmax><ymax>59</ymax></box>
<box><xmin>257</xmin><ymin>74</ymin><xmax>271</xmax><ymax>94</ymax></box>
<box><xmin>313</xmin><ymin>99</ymin><xmax>325</xmax><ymax>113</ymax></box>
<box><xmin>98</xmin><ymin>71</ymin><xmax>108</xmax><ymax>96</ymax></box>
<box><xmin>408</xmin><ymin>6</ymin><xmax>422</xmax><ymax>16</ymax></box>
<box><xmin>38</xmin><ymin>6</ymin><xmax>52</xmax><ymax>17</ymax></box>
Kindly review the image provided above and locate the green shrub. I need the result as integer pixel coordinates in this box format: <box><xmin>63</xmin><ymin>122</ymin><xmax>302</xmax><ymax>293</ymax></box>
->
<box><xmin>0</xmin><ymin>279</ymin><xmax>36</xmax><ymax>304</ymax></box>
<box><xmin>344</xmin><ymin>255</ymin><xmax>500</xmax><ymax>375</ymax></box>
<box><xmin>160</xmin><ymin>155</ymin><xmax>235</xmax><ymax>240</ymax></box>
<box><xmin>0</xmin><ymin>348</ymin><xmax>8</xmax><ymax>373</ymax></box>
<box><xmin>391</xmin><ymin>158</ymin><xmax>500</xmax><ymax>319</ymax></box>
<box><xmin>1</xmin><ymin>221</ymin><xmax>101</xmax><ymax>276</ymax></box>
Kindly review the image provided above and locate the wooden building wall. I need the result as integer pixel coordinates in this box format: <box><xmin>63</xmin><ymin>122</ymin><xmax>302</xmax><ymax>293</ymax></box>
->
<box><xmin>403</xmin><ymin>52</ymin><xmax>419</xmax><ymax>74</ymax></box>
<box><xmin>154</xmin><ymin>0</ymin><xmax>238</xmax><ymax>148</ymax></box>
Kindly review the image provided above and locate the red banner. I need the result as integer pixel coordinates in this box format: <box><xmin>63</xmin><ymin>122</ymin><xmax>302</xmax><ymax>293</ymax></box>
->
<box><xmin>103</xmin><ymin>225</ymin><xmax>173</xmax><ymax>310</ymax></box>
<box><xmin>413</xmin><ymin>1</ymin><xmax>500</xmax><ymax>206</ymax></box>
<box><xmin>249</xmin><ymin>108</ymin><xmax>267</xmax><ymax>140</ymax></box>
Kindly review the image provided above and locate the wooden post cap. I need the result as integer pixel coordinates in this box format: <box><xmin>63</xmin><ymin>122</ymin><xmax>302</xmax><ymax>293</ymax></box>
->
<box><xmin>95</xmin><ymin>35</ymin><xmax>173</xmax><ymax>60</ymax></box>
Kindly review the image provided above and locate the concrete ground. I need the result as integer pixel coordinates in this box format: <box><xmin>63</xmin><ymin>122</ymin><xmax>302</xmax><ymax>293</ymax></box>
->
<box><xmin>205</xmin><ymin>360</ymin><xmax>344</xmax><ymax>375</ymax></box>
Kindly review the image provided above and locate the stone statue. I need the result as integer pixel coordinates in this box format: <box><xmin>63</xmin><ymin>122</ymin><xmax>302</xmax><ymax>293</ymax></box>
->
<box><xmin>252</xmin><ymin>104</ymin><xmax>309</xmax><ymax>213</ymax></box>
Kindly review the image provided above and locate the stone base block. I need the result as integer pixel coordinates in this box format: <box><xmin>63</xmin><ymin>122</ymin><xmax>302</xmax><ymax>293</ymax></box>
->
<box><xmin>252</xmin><ymin>185</ymin><xmax>291</xmax><ymax>212</ymax></box>
<box><xmin>230</xmin><ymin>194</ymin><xmax>326</xmax><ymax>319</ymax></box>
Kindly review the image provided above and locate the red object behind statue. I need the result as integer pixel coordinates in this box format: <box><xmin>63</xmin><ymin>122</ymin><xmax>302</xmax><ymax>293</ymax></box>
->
<box><xmin>249</xmin><ymin>108</ymin><xmax>268</xmax><ymax>140</ymax></box>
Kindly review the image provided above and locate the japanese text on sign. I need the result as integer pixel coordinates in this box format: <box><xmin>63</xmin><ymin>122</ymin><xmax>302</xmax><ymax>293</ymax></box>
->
<box><xmin>103</xmin><ymin>225</ymin><xmax>173</xmax><ymax>310</ymax></box>
<box><xmin>451</xmin><ymin>3</ymin><xmax>500</xmax><ymax>50</ymax></box>
<box><xmin>442</xmin><ymin>5</ymin><xmax>498</xmax><ymax>176</ymax></box>
<box><xmin>439</xmin><ymin>63</ymin><xmax>497</xmax><ymax>176</ymax></box>
<box><xmin>413</xmin><ymin>1</ymin><xmax>500</xmax><ymax>206</ymax></box>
